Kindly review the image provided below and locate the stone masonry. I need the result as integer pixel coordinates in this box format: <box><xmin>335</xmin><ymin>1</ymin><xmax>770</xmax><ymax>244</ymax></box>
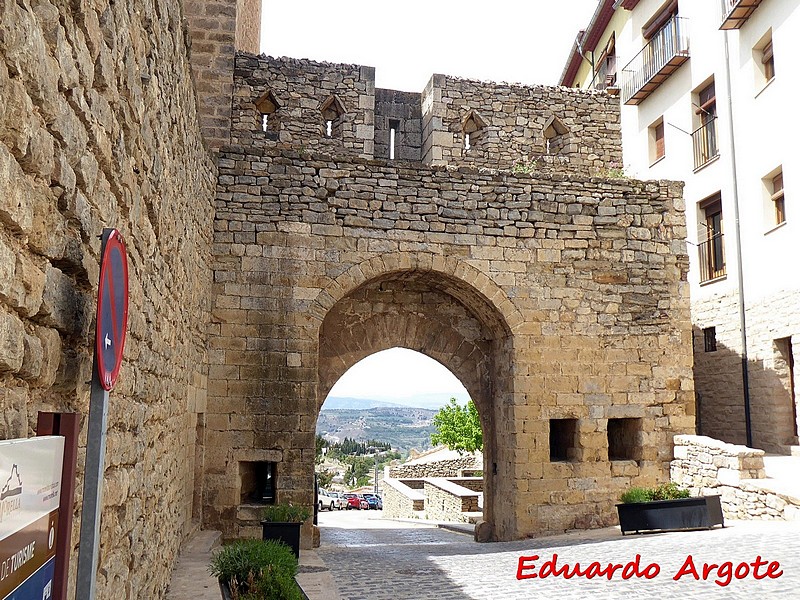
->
<box><xmin>1</xmin><ymin>1</ymin><xmax>216</xmax><ymax>598</ymax></box>
<box><xmin>206</xmin><ymin>51</ymin><xmax>695</xmax><ymax>545</ymax></box>
<box><xmin>671</xmin><ymin>435</ymin><xmax>800</xmax><ymax>521</ymax></box>
<box><xmin>692</xmin><ymin>289</ymin><xmax>800</xmax><ymax>453</ymax></box>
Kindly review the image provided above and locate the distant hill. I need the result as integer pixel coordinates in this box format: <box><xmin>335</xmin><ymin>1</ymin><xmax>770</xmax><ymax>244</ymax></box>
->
<box><xmin>322</xmin><ymin>392</ymin><xmax>469</xmax><ymax>412</ymax></box>
<box><xmin>317</xmin><ymin>407</ymin><xmax>438</xmax><ymax>453</ymax></box>
<box><xmin>322</xmin><ymin>396</ymin><xmax>403</xmax><ymax>410</ymax></box>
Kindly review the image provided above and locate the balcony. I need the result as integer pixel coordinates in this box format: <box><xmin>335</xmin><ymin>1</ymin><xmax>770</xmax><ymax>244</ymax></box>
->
<box><xmin>719</xmin><ymin>0</ymin><xmax>764</xmax><ymax>30</ymax></box>
<box><xmin>692</xmin><ymin>117</ymin><xmax>719</xmax><ymax>170</ymax></box>
<box><xmin>698</xmin><ymin>232</ymin><xmax>726</xmax><ymax>283</ymax></box>
<box><xmin>620</xmin><ymin>17</ymin><xmax>690</xmax><ymax>105</ymax></box>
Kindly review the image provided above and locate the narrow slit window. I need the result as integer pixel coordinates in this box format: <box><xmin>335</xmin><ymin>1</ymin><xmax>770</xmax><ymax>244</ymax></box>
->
<box><xmin>389</xmin><ymin>118</ymin><xmax>400</xmax><ymax>160</ymax></box>
<box><xmin>772</xmin><ymin>171</ymin><xmax>785</xmax><ymax>225</ymax></box>
<box><xmin>464</xmin><ymin>133</ymin><xmax>471</xmax><ymax>151</ymax></box>
<box><xmin>703</xmin><ymin>327</ymin><xmax>717</xmax><ymax>352</ymax></box>
<box><xmin>326</xmin><ymin>120</ymin><xmax>333</xmax><ymax>137</ymax></box>
<box><xmin>261</xmin><ymin>114</ymin><xmax>269</xmax><ymax>132</ymax></box>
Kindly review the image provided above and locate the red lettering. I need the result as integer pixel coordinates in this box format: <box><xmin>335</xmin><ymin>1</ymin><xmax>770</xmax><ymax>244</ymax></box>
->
<box><xmin>621</xmin><ymin>554</ymin><xmax>644</xmax><ymax>580</ymax></box>
<box><xmin>643</xmin><ymin>563</ymin><xmax>660</xmax><ymax>579</ymax></box>
<box><xmin>673</xmin><ymin>555</ymin><xmax>700</xmax><ymax>581</ymax></box>
<box><xmin>766</xmin><ymin>561</ymin><xmax>783</xmax><ymax>579</ymax></box>
<box><xmin>604</xmin><ymin>563</ymin><xmax>623</xmax><ymax>580</ymax></box>
<box><xmin>715</xmin><ymin>562</ymin><xmax>732</xmax><ymax>587</ymax></box>
<box><xmin>751</xmin><ymin>556</ymin><xmax>769</xmax><ymax>580</ymax></box>
<box><xmin>734</xmin><ymin>562</ymin><xmax>750</xmax><ymax>579</ymax></box>
<box><xmin>516</xmin><ymin>555</ymin><xmax>539</xmax><ymax>580</ymax></box>
<box><xmin>583</xmin><ymin>562</ymin><xmax>603</xmax><ymax>579</ymax></box>
<box><xmin>701</xmin><ymin>562</ymin><xmax>719</xmax><ymax>579</ymax></box>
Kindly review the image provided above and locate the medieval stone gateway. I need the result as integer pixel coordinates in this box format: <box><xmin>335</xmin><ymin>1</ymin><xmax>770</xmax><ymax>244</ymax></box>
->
<box><xmin>204</xmin><ymin>53</ymin><xmax>695</xmax><ymax>545</ymax></box>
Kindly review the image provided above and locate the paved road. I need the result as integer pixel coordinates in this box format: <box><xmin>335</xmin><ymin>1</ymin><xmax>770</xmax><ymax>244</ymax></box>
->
<box><xmin>317</xmin><ymin>510</ymin><xmax>800</xmax><ymax>599</ymax></box>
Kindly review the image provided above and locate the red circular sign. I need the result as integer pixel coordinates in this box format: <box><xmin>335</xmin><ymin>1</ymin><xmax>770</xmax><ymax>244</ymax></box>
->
<box><xmin>96</xmin><ymin>229</ymin><xmax>129</xmax><ymax>391</ymax></box>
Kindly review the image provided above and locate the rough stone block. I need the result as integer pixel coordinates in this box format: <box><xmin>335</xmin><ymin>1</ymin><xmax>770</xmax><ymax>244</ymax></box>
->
<box><xmin>0</xmin><ymin>308</ymin><xmax>25</xmax><ymax>373</ymax></box>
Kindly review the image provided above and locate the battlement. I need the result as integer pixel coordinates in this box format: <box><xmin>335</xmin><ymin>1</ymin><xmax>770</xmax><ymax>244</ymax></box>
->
<box><xmin>231</xmin><ymin>53</ymin><xmax>623</xmax><ymax>174</ymax></box>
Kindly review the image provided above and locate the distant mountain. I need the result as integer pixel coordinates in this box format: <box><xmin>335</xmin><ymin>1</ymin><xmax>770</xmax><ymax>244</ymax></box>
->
<box><xmin>322</xmin><ymin>392</ymin><xmax>469</xmax><ymax>412</ymax></box>
<box><xmin>317</xmin><ymin>407</ymin><xmax>438</xmax><ymax>453</ymax></box>
<box><xmin>322</xmin><ymin>396</ymin><xmax>404</xmax><ymax>410</ymax></box>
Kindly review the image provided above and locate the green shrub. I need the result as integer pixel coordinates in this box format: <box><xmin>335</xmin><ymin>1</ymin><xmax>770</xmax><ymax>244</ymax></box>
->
<box><xmin>261</xmin><ymin>503</ymin><xmax>312</xmax><ymax>523</ymax></box>
<box><xmin>209</xmin><ymin>538</ymin><xmax>298</xmax><ymax>597</ymax></box>
<box><xmin>620</xmin><ymin>483</ymin><xmax>691</xmax><ymax>504</ymax></box>
<box><xmin>240</xmin><ymin>566</ymin><xmax>305</xmax><ymax>600</ymax></box>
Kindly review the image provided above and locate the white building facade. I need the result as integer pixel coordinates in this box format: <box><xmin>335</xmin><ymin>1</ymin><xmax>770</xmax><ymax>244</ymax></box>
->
<box><xmin>561</xmin><ymin>0</ymin><xmax>800</xmax><ymax>453</ymax></box>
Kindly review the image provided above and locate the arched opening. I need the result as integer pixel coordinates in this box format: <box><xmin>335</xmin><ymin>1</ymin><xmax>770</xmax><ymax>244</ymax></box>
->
<box><xmin>316</xmin><ymin>348</ymin><xmax>478</xmax><ymax>517</ymax></box>
<box><xmin>315</xmin><ymin>268</ymin><xmax>515</xmax><ymax>541</ymax></box>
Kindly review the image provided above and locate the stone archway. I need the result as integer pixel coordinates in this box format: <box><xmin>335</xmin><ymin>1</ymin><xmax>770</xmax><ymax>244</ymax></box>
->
<box><xmin>316</xmin><ymin>265</ymin><xmax>516</xmax><ymax>540</ymax></box>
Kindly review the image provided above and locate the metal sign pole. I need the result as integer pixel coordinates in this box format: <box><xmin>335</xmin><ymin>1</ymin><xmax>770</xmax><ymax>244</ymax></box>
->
<box><xmin>75</xmin><ymin>353</ymin><xmax>109</xmax><ymax>600</ymax></box>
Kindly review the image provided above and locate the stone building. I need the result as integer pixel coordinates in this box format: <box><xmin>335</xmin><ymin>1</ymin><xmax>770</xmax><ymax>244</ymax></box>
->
<box><xmin>1</xmin><ymin>1</ymin><xmax>694</xmax><ymax>598</ymax></box>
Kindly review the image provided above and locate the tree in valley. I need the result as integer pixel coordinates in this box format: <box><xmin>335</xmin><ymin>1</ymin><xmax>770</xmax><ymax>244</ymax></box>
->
<box><xmin>430</xmin><ymin>398</ymin><xmax>482</xmax><ymax>454</ymax></box>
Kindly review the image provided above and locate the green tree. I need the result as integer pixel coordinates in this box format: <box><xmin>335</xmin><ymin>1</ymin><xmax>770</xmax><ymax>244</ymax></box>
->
<box><xmin>431</xmin><ymin>398</ymin><xmax>482</xmax><ymax>453</ymax></box>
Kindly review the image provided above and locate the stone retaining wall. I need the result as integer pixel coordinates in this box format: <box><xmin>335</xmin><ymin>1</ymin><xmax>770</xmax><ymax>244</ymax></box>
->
<box><xmin>382</xmin><ymin>479</ymin><xmax>424</xmax><ymax>519</ymax></box>
<box><xmin>424</xmin><ymin>479</ymin><xmax>481</xmax><ymax>523</ymax></box>
<box><xmin>1</xmin><ymin>1</ymin><xmax>216</xmax><ymax>598</ymax></box>
<box><xmin>389</xmin><ymin>456</ymin><xmax>481</xmax><ymax>479</ymax></box>
<box><xmin>671</xmin><ymin>435</ymin><xmax>800</xmax><ymax>520</ymax></box>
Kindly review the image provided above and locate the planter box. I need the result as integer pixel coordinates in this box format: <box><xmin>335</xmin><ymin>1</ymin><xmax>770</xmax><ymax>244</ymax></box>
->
<box><xmin>219</xmin><ymin>578</ymin><xmax>309</xmax><ymax>600</ymax></box>
<box><xmin>616</xmin><ymin>495</ymin><xmax>724</xmax><ymax>535</ymax></box>
<box><xmin>261</xmin><ymin>521</ymin><xmax>302</xmax><ymax>558</ymax></box>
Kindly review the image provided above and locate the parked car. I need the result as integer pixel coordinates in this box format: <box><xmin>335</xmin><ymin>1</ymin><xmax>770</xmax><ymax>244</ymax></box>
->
<box><xmin>329</xmin><ymin>491</ymin><xmax>347</xmax><ymax>510</ymax></box>
<box><xmin>358</xmin><ymin>495</ymin><xmax>369</xmax><ymax>510</ymax></box>
<box><xmin>318</xmin><ymin>488</ymin><xmax>338</xmax><ymax>511</ymax></box>
<box><xmin>343</xmin><ymin>493</ymin><xmax>362</xmax><ymax>510</ymax></box>
<box><xmin>363</xmin><ymin>494</ymin><xmax>382</xmax><ymax>510</ymax></box>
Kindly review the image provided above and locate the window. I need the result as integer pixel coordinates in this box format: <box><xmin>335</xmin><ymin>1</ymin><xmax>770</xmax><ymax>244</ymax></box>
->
<box><xmin>594</xmin><ymin>34</ymin><xmax>617</xmax><ymax>91</ymax></box>
<box><xmin>239</xmin><ymin>461</ymin><xmax>276</xmax><ymax>504</ymax></box>
<box><xmin>649</xmin><ymin>117</ymin><xmax>665</xmax><ymax>164</ymax></box>
<box><xmin>549</xmin><ymin>419</ymin><xmax>579</xmax><ymax>462</ymax></box>
<box><xmin>703</xmin><ymin>327</ymin><xmax>717</xmax><ymax>352</ymax></box>
<box><xmin>389</xmin><ymin>118</ymin><xmax>400</xmax><ymax>160</ymax></box>
<box><xmin>543</xmin><ymin>115</ymin><xmax>569</xmax><ymax>156</ymax></box>
<box><xmin>692</xmin><ymin>81</ymin><xmax>718</xmax><ymax>170</ymax></box>
<box><xmin>320</xmin><ymin>95</ymin><xmax>346</xmax><ymax>139</ymax></box>
<box><xmin>607</xmin><ymin>418</ymin><xmax>642</xmax><ymax>461</ymax></box>
<box><xmin>754</xmin><ymin>31</ymin><xmax>775</xmax><ymax>85</ymax></box>
<box><xmin>255</xmin><ymin>90</ymin><xmax>281</xmax><ymax>139</ymax></box>
<box><xmin>462</xmin><ymin>110</ymin><xmax>487</xmax><ymax>153</ymax></box>
<box><xmin>772</xmin><ymin>171</ymin><xmax>785</xmax><ymax>225</ymax></box>
<box><xmin>698</xmin><ymin>194</ymin><xmax>726</xmax><ymax>282</ymax></box>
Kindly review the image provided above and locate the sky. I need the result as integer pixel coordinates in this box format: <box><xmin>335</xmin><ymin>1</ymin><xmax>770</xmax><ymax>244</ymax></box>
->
<box><xmin>260</xmin><ymin>2</ymin><xmax>599</xmax><ymax>402</ymax></box>
<box><xmin>260</xmin><ymin>1</ymin><xmax>599</xmax><ymax>92</ymax></box>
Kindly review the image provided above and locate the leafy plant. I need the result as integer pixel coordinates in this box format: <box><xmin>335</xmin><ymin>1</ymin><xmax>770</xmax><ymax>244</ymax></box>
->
<box><xmin>209</xmin><ymin>538</ymin><xmax>298</xmax><ymax>598</ymax></box>
<box><xmin>431</xmin><ymin>398</ymin><xmax>483</xmax><ymax>454</ymax></box>
<box><xmin>240</xmin><ymin>566</ymin><xmax>304</xmax><ymax>600</ymax></box>
<box><xmin>620</xmin><ymin>483</ymin><xmax>690</xmax><ymax>504</ymax></box>
<box><xmin>261</xmin><ymin>503</ymin><xmax>311</xmax><ymax>523</ymax></box>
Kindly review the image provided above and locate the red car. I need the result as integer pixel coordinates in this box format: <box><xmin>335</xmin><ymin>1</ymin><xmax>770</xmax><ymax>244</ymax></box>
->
<box><xmin>343</xmin><ymin>493</ymin><xmax>362</xmax><ymax>510</ymax></box>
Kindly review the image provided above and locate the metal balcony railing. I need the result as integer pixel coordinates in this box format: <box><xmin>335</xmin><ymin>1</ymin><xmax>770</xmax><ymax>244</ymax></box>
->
<box><xmin>698</xmin><ymin>232</ymin><xmax>726</xmax><ymax>283</ymax></box>
<box><xmin>620</xmin><ymin>16</ymin><xmax>690</xmax><ymax>105</ymax></box>
<box><xmin>719</xmin><ymin>0</ymin><xmax>764</xmax><ymax>30</ymax></box>
<box><xmin>692</xmin><ymin>117</ymin><xmax>719</xmax><ymax>170</ymax></box>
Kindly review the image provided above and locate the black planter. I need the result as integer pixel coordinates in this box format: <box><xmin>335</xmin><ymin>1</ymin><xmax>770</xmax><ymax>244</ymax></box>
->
<box><xmin>218</xmin><ymin>579</ymin><xmax>232</xmax><ymax>600</ymax></box>
<box><xmin>261</xmin><ymin>521</ymin><xmax>302</xmax><ymax>558</ymax></box>
<box><xmin>616</xmin><ymin>495</ymin><xmax>724</xmax><ymax>535</ymax></box>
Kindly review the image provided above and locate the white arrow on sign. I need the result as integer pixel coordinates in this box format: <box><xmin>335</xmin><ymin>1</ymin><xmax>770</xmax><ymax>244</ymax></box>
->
<box><xmin>104</xmin><ymin>333</ymin><xmax>112</xmax><ymax>349</ymax></box>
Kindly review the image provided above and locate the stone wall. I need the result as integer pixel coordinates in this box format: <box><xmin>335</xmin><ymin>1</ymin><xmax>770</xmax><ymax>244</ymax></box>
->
<box><xmin>382</xmin><ymin>479</ymin><xmax>424</xmax><ymax>520</ymax></box>
<box><xmin>424</xmin><ymin>479</ymin><xmax>480</xmax><ymax>523</ymax></box>
<box><xmin>420</xmin><ymin>74</ymin><xmax>622</xmax><ymax>171</ymax></box>
<box><xmin>230</xmin><ymin>54</ymin><xmax>375</xmax><ymax>157</ymax></box>
<box><xmin>208</xmin><ymin>140</ymin><xmax>694</xmax><ymax>541</ymax></box>
<box><xmin>389</xmin><ymin>456</ymin><xmax>481</xmax><ymax>479</ymax></box>
<box><xmin>692</xmin><ymin>288</ymin><xmax>800</xmax><ymax>452</ymax></box>
<box><xmin>671</xmin><ymin>435</ymin><xmax>800</xmax><ymax>520</ymax></box>
<box><xmin>1</xmin><ymin>1</ymin><xmax>215</xmax><ymax>598</ymax></box>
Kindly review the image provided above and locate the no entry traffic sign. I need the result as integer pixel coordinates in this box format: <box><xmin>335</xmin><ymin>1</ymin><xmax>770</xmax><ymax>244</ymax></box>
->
<box><xmin>95</xmin><ymin>229</ymin><xmax>129</xmax><ymax>391</ymax></box>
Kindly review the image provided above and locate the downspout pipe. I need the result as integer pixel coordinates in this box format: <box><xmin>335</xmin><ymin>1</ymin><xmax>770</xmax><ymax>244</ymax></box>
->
<box><xmin>722</xmin><ymin>30</ymin><xmax>753</xmax><ymax>447</ymax></box>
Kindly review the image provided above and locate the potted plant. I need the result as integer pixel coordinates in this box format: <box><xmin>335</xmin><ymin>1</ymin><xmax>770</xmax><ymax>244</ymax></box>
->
<box><xmin>209</xmin><ymin>538</ymin><xmax>303</xmax><ymax>600</ymax></box>
<box><xmin>261</xmin><ymin>503</ymin><xmax>312</xmax><ymax>559</ymax></box>
<box><xmin>616</xmin><ymin>482</ymin><xmax>724</xmax><ymax>535</ymax></box>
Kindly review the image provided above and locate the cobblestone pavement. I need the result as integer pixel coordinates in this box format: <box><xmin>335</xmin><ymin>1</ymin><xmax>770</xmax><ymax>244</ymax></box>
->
<box><xmin>317</xmin><ymin>511</ymin><xmax>800</xmax><ymax>600</ymax></box>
